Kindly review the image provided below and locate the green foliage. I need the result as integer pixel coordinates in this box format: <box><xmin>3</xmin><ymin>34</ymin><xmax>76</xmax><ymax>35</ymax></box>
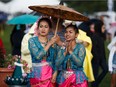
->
<box><xmin>3</xmin><ymin>54</ymin><xmax>14</xmax><ymax>68</ymax></box>
<box><xmin>0</xmin><ymin>24</ymin><xmax>13</xmax><ymax>54</ymax></box>
<box><xmin>0</xmin><ymin>24</ymin><xmax>14</xmax><ymax>68</ymax></box>
<box><xmin>0</xmin><ymin>53</ymin><xmax>15</xmax><ymax>68</ymax></box>
<box><xmin>0</xmin><ymin>48</ymin><xmax>5</xmax><ymax>67</ymax></box>
<box><xmin>62</xmin><ymin>0</ymin><xmax>116</xmax><ymax>14</ymax></box>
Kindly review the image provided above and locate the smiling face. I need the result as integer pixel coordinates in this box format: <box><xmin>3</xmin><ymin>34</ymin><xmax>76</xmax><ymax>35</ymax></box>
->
<box><xmin>38</xmin><ymin>20</ymin><xmax>50</xmax><ymax>36</ymax></box>
<box><xmin>65</xmin><ymin>27</ymin><xmax>77</xmax><ymax>42</ymax></box>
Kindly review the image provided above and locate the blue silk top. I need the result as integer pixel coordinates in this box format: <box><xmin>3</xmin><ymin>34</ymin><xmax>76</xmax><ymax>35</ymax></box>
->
<box><xmin>28</xmin><ymin>36</ymin><xmax>56</xmax><ymax>70</ymax></box>
<box><xmin>56</xmin><ymin>43</ymin><xmax>88</xmax><ymax>84</ymax></box>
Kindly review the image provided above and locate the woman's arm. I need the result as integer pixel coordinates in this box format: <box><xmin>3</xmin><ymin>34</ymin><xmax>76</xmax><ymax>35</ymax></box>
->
<box><xmin>51</xmin><ymin>71</ymin><xmax>58</xmax><ymax>83</ymax></box>
<box><xmin>55</xmin><ymin>48</ymin><xmax>65</xmax><ymax>69</ymax></box>
<box><xmin>28</xmin><ymin>38</ymin><xmax>46</xmax><ymax>60</ymax></box>
<box><xmin>70</xmin><ymin>44</ymin><xmax>86</xmax><ymax>67</ymax></box>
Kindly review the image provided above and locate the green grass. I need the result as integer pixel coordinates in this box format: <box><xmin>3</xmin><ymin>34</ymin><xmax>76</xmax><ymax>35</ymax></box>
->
<box><xmin>0</xmin><ymin>24</ymin><xmax>13</xmax><ymax>54</ymax></box>
<box><xmin>0</xmin><ymin>24</ymin><xmax>111</xmax><ymax>87</ymax></box>
<box><xmin>100</xmin><ymin>40</ymin><xmax>111</xmax><ymax>87</ymax></box>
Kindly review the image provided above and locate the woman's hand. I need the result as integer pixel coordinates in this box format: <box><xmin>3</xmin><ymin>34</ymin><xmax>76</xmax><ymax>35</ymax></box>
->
<box><xmin>63</xmin><ymin>41</ymin><xmax>69</xmax><ymax>56</ymax></box>
<box><xmin>67</xmin><ymin>41</ymin><xmax>73</xmax><ymax>54</ymax></box>
<box><xmin>63</xmin><ymin>41</ymin><xmax>73</xmax><ymax>55</ymax></box>
<box><xmin>55</xmin><ymin>35</ymin><xmax>63</xmax><ymax>46</ymax></box>
<box><xmin>44</xmin><ymin>36</ymin><xmax>58</xmax><ymax>51</ymax></box>
<box><xmin>51</xmin><ymin>71</ymin><xmax>57</xmax><ymax>83</ymax></box>
<box><xmin>64</xmin><ymin>47</ymin><xmax>68</xmax><ymax>56</ymax></box>
<box><xmin>48</xmin><ymin>35</ymin><xmax>58</xmax><ymax>45</ymax></box>
<box><xmin>83</xmin><ymin>41</ymin><xmax>89</xmax><ymax>47</ymax></box>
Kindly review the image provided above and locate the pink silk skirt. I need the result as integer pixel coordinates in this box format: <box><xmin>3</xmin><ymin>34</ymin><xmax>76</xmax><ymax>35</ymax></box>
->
<box><xmin>59</xmin><ymin>72</ymin><xmax>88</xmax><ymax>87</ymax></box>
<box><xmin>30</xmin><ymin>61</ymin><xmax>55</xmax><ymax>87</ymax></box>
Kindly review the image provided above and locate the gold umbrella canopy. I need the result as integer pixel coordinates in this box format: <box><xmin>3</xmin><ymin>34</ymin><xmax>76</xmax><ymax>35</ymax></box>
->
<box><xmin>29</xmin><ymin>5</ymin><xmax>89</xmax><ymax>21</ymax></box>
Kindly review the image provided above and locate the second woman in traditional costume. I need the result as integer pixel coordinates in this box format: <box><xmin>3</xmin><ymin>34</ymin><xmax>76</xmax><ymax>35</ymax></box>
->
<box><xmin>56</xmin><ymin>24</ymin><xmax>88</xmax><ymax>87</ymax></box>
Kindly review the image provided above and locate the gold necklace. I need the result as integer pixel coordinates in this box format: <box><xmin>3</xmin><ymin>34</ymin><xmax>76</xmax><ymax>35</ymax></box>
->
<box><xmin>39</xmin><ymin>39</ymin><xmax>48</xmax><ymax>46</ymax></box>
<box><xmin>39</xmin><ymin>37</ymin><xmax>48</xmax><ymax>45</ymax></box>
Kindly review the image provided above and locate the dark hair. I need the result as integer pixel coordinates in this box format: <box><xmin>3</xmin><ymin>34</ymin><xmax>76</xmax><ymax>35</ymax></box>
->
<box><xmin>114</xmin><ymin>31</ymin><xmax>116</xmax><ymax>37</ymax></box>
<box><xmin>65</xmin><ymin>23</ymin><xmax>79</xmax><ymax>34</ymax></box>
<box><xmin>90</xmin><ymin>19</ymin><xmax>104</xmax><ymax>34</ymax></box>
<box><xmin>37</xmin><ymin>17</ymin><xmax>52</xmax><ymax>29</ymax></box>
<box><xmin>78</xmin><ymin>21</ymin><xmax>91</xmax><ymax>36</ymax></box>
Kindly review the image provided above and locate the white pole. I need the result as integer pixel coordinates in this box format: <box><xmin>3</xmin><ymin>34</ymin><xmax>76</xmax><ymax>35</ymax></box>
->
<box><xmin>107</xmin><ymin>0</ymin><xmax>114</xmax><ymax>12</ymax></box>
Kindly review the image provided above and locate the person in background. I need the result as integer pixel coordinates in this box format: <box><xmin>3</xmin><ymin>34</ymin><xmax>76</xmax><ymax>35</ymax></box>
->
<box><xmin>48</xmin><ymin>1</ymin><xmax>65</xmax><ymax>45</ymax></box>
<box><xmin>77</xmin><ymin>29</ymin><xmax>95</xmax><ymax>82</ymax></box>
<box><xmin>21</xmin><ymin>22</ymin><xmax>37</xmax><ymax>72</ymax></box>
<box><xmin>77</xmin><ymin>21</ymin><xmax>95</xmax><ymax>82</ymax></box>
<box><xmin>0</xmin><ymin>38</ymin><xmax>6</xmax><ymax>55</ymax></box>
<box><xmin>28</xmin><ymin>17</ymin><xmax>58</xmax><ymax>87</ymax></box>
<box><xmin>89</xmin><ymin>19</ymin><xmax>108</xmax><ymax>87</ymax></box>
<box><xmin>107</xmin><ymin>31</ymin><xmax>116</xmax><ymax>87</ymax></box>
<box><xmin>0</xmin><ymin>38</ymin><xmax>6</xmax><ymax>67</ymax></box>
<box><xmin>24</xmin><ymin>24</ymin><xmax>33</xmax><ymax>34</ymax></box>
<box><xmin>56</xmin><ymin>23</ymin><xmax>88</xmax><ymax>87</ymax></box>
<box><xmin>10</xmin><ymin>24</ymin><xmax>26</xmax><ymax>56</ymax></box>
<box><xmin>48</xmin><ymin>17</ymin><xmax>65</xmax><ymax>45</ymax></box>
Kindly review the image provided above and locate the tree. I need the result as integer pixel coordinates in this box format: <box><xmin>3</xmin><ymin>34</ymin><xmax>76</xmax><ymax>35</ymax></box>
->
<box><xmin>61</xmin><ymin>0</ymin><xmax>116</xmax><ymax>14</ymax></box>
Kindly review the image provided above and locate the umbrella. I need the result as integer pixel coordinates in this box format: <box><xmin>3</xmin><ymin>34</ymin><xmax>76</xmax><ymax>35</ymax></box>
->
<box><xmin>29</xmin><ymin>5</ymin><xmax>89</xmax><ymax>21</ymax></box>
<box><xmin>7</xmin><ymin>14</ymin><xmax>39</xmax><ymax>24</ymax></box>
<box><xmin>28</xmin><ymin>5</ymin><xmax>89</xmax><ymax>35</ymax></box>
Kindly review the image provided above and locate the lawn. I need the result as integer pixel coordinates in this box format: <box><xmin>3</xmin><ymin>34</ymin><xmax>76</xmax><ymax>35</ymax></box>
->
<box><xmin>0</xmin><ymin>24</ymin><xmax>13</xmax><ymax>54</ymax></box>
<box><xmin>100</xmin><ymin>41</ymin><xmax>111</xmax><ymax>87</ymax></box>
<box><xmin>0</xmin><ymin>24</ymin><xmax>111</xmax><ymax>87</ymax></box>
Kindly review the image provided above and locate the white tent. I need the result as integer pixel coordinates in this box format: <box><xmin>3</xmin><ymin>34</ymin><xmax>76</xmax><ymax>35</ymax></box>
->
<box><xmin>5</xmin><ymin>0</ymin><xmax>60</xmax><ymax>14</ymax></box>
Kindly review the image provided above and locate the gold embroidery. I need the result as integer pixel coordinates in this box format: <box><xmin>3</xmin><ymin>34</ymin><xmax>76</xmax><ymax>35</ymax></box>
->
<box><xmin>79</xmin><ymin>47</ymin><xmax>84</xmax><ymax>57</ymax></box>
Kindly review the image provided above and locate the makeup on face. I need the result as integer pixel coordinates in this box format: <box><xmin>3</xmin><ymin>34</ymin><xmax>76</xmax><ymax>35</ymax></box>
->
<box><xmin>65</xmin><ymin>27</ymin><xmax>76</xmax><ymax>41</ymax></box>
<box><xmin>38</xmin><ymin>21</ymin><xmax>50</xmax><ymax>36</ymax></box>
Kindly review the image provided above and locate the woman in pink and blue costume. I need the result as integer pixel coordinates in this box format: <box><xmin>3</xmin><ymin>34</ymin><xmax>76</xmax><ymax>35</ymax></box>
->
<box><xmin>28</xmin><ymin>17</ymin><xmax>58</xmax><ymax>87</ymax></box>
<box><xmin>56</xmin><ymin>24</ymin><xmax>88</xmax><ymax>87</ymax></box>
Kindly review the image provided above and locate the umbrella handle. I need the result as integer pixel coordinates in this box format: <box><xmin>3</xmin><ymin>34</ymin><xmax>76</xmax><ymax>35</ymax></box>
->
<box><xmin>55</xmin><ymin>18</ymin><xmax>60</xmax><ymax>36</ymax></box>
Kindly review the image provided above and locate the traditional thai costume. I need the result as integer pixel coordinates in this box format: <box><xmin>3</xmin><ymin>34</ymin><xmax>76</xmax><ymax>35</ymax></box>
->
<box><xmin>28</xmin><ymin>36</ymin><xmax>56</xmax><ymax>87</ymax></box>
<box><xmin>56</xmin><ymin>43</ymin><xmax>88</xmax><ymax>87</ymax></box>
